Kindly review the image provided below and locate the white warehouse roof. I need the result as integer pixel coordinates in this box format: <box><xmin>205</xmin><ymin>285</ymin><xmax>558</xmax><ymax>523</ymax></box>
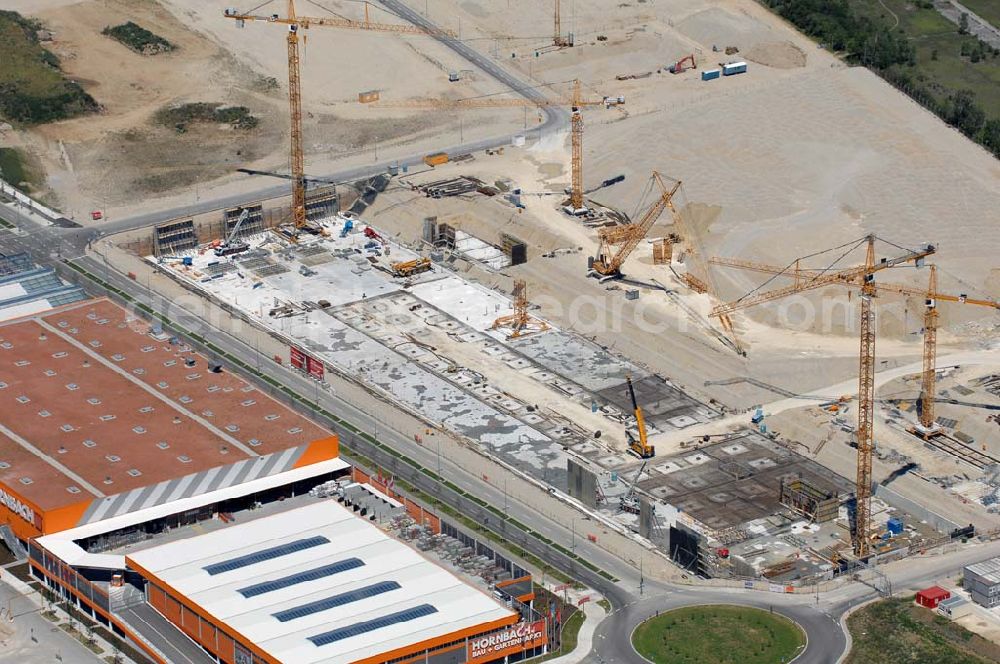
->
<box><xmin>126</xmin><ymin>500</ymin><xmax>516</xmax><ymax>664</ymax></box>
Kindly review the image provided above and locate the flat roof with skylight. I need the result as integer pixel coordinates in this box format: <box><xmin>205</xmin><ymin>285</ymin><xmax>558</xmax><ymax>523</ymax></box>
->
<box><xmin>126</xmin><ymin>500</ymin><xmax>518</xmax><ymax>664</ymax></box>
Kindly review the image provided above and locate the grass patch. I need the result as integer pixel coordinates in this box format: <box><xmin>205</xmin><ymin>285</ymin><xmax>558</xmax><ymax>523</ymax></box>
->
<box><xmin>0</xmin><ymin>10</ymin><xmax>99</xmax><ymax>124</ymax></box>
<box><xmin>154</xmin><ymin>102</ymin><xmax>258</xmax><ymax>132</ymax></box>
<box><xmin>846</xmin><ymin>596</ymin><xmax>1000</xmax><ymax>663</ymax></box>
<box><xmin>959</xmin><ymin>0</ymin><xmax>1000</xmax><ymax>31</ymax></box>
<box><xmin>760</xmin><ymin>0</ymin><xmax>1000</xmax><ymax>157</ymax></box>
<box><xmin>597</xmin><ymin>598</ymin><xmax>611</xmax><ymax>613</ymax></box>
<box><xmin>102</xmin><ymin>21</ymin><xmax>173</xmax><ymax>55</ymax></box>
<box><xmin>632</xmin><ymin>605</ymin><xmax>805</xmax><ymax>664</ymax></box>
<box><xmin>0</xmin><ymin>146</ymin><xmax>42</xmax><ymax>193</ymax></box>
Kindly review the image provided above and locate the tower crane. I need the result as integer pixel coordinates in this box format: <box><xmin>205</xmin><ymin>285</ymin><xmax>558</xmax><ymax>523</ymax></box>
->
<box><xmin>553</xmin><ymin>0</ymin><xmax>573</xmax><ymax>47</ymax></box>
<box><xmin>376</xmin><ymin>79</ymin><xmax>623</xmax><ymax>211</ymax></box>
<box><xmin>591</xmin><ymin>171</ymin><xmax>678</xmax><ymax>279</ymax></box>
<box><xmin>710</xmin><ymin>235</ymin><xmax>936</xmax><ymax>558</ymax></box>
<box><xmin>223</xmin><ymin>1</ymin><xmax>454</xmax><ymax>238</ymax></box>
<box><xmin>709</xmin><ymin>257</ymin><xmax>999</xmax><ymax>436</ymax></box>
<box><xmin>491</xmin><ymin>279</ymin><xmax>550</xmax><ymax>339</ymax></box>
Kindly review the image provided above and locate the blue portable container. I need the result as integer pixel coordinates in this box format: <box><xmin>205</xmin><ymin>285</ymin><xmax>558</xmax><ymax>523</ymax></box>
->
<box><xmin>701</xmin><ymin>69</ymin><xmax>720</xmax><ymax>81</ymax></box>
<box><xmin>887</xmin><ymin>516</ymin><xmax>904</xmax><ymax>535</ymax></box>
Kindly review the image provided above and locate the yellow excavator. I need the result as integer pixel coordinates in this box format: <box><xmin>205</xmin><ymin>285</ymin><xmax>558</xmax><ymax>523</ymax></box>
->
<box><xmin>626</xmin><ymin>375</ymin><xmax>655</xmax><ymax>458</ymax></box>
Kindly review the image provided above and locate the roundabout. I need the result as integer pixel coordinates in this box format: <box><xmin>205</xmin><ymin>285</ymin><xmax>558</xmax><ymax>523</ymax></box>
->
<box><xmin>631</xmin><ymin>604</ymin><xmax>807</xmax><ymax>664</ymax></box>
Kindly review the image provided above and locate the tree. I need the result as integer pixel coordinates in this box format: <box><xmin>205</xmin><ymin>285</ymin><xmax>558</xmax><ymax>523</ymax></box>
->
<box><xmin>959</xmin><ymin>12</ymin><xmax>969</xmax><ymax>35</ymax></box>
<box><xmin>946</xmin><ymin>90</ymin><xmax>985</xmax><ymax>137</ymax></box>
<box><xmin>981</xmin><ymin>119</ymin><xmax>1000</xmax><ymax>157</ymax></box>
<box><xmin>931</xmin><ymin>49</ymin><xmax>938</xmax><ymax>61</ymax></box>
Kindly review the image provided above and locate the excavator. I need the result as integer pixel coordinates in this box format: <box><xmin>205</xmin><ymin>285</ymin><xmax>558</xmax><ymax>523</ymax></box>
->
<box><xmin>625</xmin><ymin>374</ymin><xmax>655</xmax><ymax>458</ymax></box>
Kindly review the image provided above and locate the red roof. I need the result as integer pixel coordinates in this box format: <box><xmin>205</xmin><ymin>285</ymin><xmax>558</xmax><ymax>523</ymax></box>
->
<box><xmin>917</xmin><ymin>586</ymin><xmax>950</xmax><ymax>600</ymax></box>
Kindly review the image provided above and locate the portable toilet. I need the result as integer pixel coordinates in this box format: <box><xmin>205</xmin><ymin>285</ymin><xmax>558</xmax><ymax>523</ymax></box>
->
<box><xmin>887</xmin><ymin>516</ymin><xmax>904</xmax><ymax>535</ymax></box>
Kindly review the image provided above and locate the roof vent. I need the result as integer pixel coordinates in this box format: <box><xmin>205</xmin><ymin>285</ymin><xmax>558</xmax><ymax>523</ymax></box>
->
<box><xmin>66</xmin><ymin>486</ymin><xmax>81</xmax><ymax>494</ymax></box>
<box><xmin>19</xmin><ymin>477</ymin><xmax>33</xmax><ymax>485</ymax></box>
<box><xmin>38</xmin><ymin>332</ymin><xmax>46</xmax><ymax>341</ymax></box>
<box><xmin>58</xmin><ymin>446</ymin><xmax>67</xmax><ymax>454</ymax></box>
<box><xmin>104</xmin><ymin>476</ymin><xmax>113</xmax><ymax>485</ymax></box>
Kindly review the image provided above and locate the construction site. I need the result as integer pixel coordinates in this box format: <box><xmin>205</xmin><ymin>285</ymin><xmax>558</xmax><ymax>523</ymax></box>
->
<box><xmin>13</xmin><ymin>0</ymin><xmax>1000</xmax><ymax>598</ymax></box>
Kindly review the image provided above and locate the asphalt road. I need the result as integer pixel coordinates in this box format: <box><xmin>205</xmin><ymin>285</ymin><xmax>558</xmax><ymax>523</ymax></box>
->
<box><xmin>593</xmin><ymin>586</ymin><xmax>844</xmax><ymax>664</ymax></box>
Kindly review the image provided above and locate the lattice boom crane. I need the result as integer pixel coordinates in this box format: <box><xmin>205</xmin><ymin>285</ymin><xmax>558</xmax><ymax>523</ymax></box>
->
<box><xmin>710</xmin><ymin>235</ymin><xmax>935</xmax><ymax>558</ymax></box>
<box><xmin>709</xmin><ymin>256</ymin><xmax>998</xmax><ymax>433</ymax></box>
<box><xmin>591</xmin><ymin>171</ymin><xmax>679</xmax><ymax>278</ymax></box>
<box><xmin>223</xmin><ymin>1</ymin><xmax>454</xmax><ymax>236</ymax></box>
<box><xmin>376</xmin><ymin>79</ymin><xmax>623</xmax><ymax>210</ymax></box>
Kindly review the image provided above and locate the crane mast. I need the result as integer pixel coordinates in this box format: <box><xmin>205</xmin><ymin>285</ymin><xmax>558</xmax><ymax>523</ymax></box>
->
<box><xmin>569</xmin><ymin>80</ymin><xmax>584</xmax><ymax>209</ymax></box>
<box><xmin>223</xmin><ymin>1</ymin><xmax>453</xmax><ymax>237</ymax></box>
<box><xmin>710</xmin><ymin>255</ymin><xmax>998</xmax><ymax>439</ymax></box>
<box><xmin>375</xmin><ymin>79</ymin><xmax>622</xmax><ymax>212</ymax></box>
<box><xmin>919</xmin><ymin>265</ymin><xmax>939</xmax><ymax>431</ymax></box>
<box><xmin>286</xmin><ymin>1</ymin><xmax>307</xmax><ymax>230</ymax></box>
<box><xmin>855</xmin><ymin>237</ymin><xmax>877</xmax><ymax>559</ymax></box>
<box><xmin>711</xmin><ymin>235</ymin><xmax>935</xmax><ymax>558</ymax></box>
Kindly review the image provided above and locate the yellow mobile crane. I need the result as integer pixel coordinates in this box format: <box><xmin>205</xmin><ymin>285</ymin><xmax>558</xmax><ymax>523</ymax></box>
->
<box><xmin>223</xmin><ymin>1</ymin><xmax>453</xmax><ymax>239</ymax></box>
<box><xmin>625</xmin><ymin>374</ymin><xmax>655</xmax><ymax>459</ymax></box>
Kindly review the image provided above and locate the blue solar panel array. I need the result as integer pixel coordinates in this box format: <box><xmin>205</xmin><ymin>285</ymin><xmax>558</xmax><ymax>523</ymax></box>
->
<box><xmin>237</xmin><ymin>558</ymin><xmax>365</xmax><ymax>598</ymax></box>
<box><xmin>273</xmin><ymin>581</ymin><xmax>401</xmax><ymax>622</ymax></box>
<box><xmin>307</xmin><ymin>604</ymin><xmax>438</xmax><ymax>646</ymax></box>
<box><xmin>203</xmin><ymin>536</ymin><xmax>329</xmax><ymax>576</ymax></box>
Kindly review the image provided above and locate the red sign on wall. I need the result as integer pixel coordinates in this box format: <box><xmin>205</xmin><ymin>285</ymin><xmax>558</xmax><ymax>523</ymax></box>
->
<box><xmin>290</xmin><ymin>347</ymin><xmax>306</xmax><ymax>369</ymax></box>
<box><xmin>307</xmin><ymin>355</ymin><xmax>325</xmax><ymax>380</ymax></box>
<box><xmin>467</xmin><ymin>621</ymin><xmax>547</xmax><ymax>663</ymax></box>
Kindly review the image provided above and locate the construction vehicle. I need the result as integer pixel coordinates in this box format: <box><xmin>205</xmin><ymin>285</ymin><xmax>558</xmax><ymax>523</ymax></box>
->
<box><xmin>709</xmin><ymin>257</ymin><xmax>998</xmax><ymax>438</ymax></box>
<box><xmin>339</xmin><ymin>217</ymin><xmax>354</xmax><ymax>238</ymax></box>
<box><xmin>625</xmin><ymin>374</ymin><xmax>655</xmax><ymax>458</ymax></box>
<box><xmin>158</xmin><ymin>255</ymin><xmax>193</xmax><ymax>266</ymax></box>
<box><xmin>424</xmin><ymin>152</ymin><xmax>449</xmax><ymax>167</ymax></box>
<box><xmin>491</xmin><ymin>280</ymin><xmax>550</xmax><ymax>339</ymax></box>
<box><xmin>213</xmin><ymin>208</ymin><xmax>250</xmax><ymax>257</ymax></box>
<box><xmin>223</xmin><ymin>3</ymin><xmax>452</xmax><ymax>240</ymax></box>
<box><xmin>364</xmin><ymin>226</ymin><xmax>385</xmax><ymax>243</ymax></box>
<box><xmin>711</xmin><ymin>235</ymin><xmax>935</xmax><ymax>558</ymax></box>
<box><xmin>668</xmin><ymin>54</ymin><xmax>696</xmax><ymax>74</ymax></box>
<box><xmin>376</xmin><ymin>79</ymin><xmax>624</xmax><ymax>211</ymax></box>
<box><xmin>391</xmin><ymin>258</ymin><xmax>431</xmax><ymax>278</ymax></box>
<box><xmin>591</xmin><ymin>172</ymin><xmax>679</xmax><ymax>280</ymax></box>
<box><xmin>620</xmin><ymin>459</ymin><xmax>647</xmax><ymax>513</ymax></box>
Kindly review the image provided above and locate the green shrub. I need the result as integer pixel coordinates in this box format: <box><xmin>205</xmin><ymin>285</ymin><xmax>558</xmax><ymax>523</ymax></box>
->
<box><xmin>102</xmin><ymin>22</ymin><xmax>173</xmax><ymax>55</ymax></box>
<box><xmin>0</xmin><ymin>11</ymin><xmax>99</xmax><ymax>124</ymax></box>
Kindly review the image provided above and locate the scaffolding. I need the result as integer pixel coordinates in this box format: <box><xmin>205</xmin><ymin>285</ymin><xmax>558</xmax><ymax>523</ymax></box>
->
<box><xmin>779</xmin><ymin>478</ymin><xmax>839</xmax><ymax>523</ymax></box>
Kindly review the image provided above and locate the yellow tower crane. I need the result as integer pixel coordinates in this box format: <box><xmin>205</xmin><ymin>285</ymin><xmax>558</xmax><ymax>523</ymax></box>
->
<box><xmin>553</xmin><ymin>0</ymin><xmax>572</xmax><ymax>47</ymax></box>
<box><xmin>375</xmin><ymin>79</ymin><xmax>623</xmax><ymax>211</ymax></box>
<box><xmin>223</xmin><ymin>1</ymin><xmax>454</xmax><ymax>237</ymax></box>
<box><xmin>491</xmin><ymin>279</ymin><xmax>550</xmax><ymax>339</ymax></box>
<box><xmin>710</xmin><ymin>235</ymin><xmax>935</xmax><ymax>559</ymax></box>
<box><xmin>708</xmin><ymin>257</ymin><xmax>999</xmax><ymax>436</ymax></box>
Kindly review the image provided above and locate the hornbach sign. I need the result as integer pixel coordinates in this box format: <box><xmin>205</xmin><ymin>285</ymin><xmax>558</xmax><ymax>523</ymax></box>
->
<box><xmin>467</xmin><ymin>620</ymin><xmax>546</xmax><ymax>663</ymax></box>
